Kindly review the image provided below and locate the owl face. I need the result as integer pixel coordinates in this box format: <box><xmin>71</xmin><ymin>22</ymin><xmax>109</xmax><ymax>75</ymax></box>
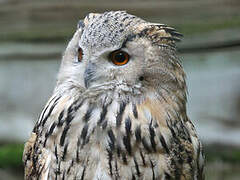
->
<box><xmin>57</xmin><ymin>11</ymin><xmax>183</xmax><ymax>96</ymax></box>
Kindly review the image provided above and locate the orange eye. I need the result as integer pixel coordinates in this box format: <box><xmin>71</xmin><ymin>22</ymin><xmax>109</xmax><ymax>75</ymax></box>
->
<box><xmin>109</xmin><ymin>50</ymin><xmax>129</xmax><ymax>66</ymax></box>
<box><xmin>78</xmin><ymin>47</ymin><xmax>83</xmax><ymax>62</ymax></box>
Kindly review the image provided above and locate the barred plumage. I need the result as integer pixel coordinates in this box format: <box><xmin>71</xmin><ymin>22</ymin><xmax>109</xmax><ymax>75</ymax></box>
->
<box><xmin>23</xmin><ymin>11</ymin><xmax>204</xmax><ymax>180</ymax></box>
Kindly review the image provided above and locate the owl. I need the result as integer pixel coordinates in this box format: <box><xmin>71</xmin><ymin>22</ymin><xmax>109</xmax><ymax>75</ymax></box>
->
<box><xmin>23</xmin><ymin>11</ymin><xmax>204</xmax><ymax>180</ymax></box>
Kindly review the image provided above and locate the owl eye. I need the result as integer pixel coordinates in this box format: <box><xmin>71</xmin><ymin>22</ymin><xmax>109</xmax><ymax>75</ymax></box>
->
<box><xmin>78</xmin><ymin>47</ymin><xmax>83</xmax><ymax>62</ymax></box>
<box><xmin>109</xmin><ymin>50</ymin><xmax>129</xmax><ymax>66</ymax></box>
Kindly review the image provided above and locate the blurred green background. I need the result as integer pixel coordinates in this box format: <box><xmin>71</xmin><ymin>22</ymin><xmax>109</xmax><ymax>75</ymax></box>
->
<box><xmin>0</xmin><ymin>0</ymin><xmax>240</xmax><ymax>179</ymax></box>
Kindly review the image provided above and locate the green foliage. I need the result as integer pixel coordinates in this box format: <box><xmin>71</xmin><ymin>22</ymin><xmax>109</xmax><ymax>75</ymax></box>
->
<box><xmin>206</xmin><ymin>145</ymin><xmax>240</xmax><ymax>164</ymax></box>
<box><xmin>0</xmin><ymin>144</ymin><xmax>24</xmax><ymax>168</ymax></box>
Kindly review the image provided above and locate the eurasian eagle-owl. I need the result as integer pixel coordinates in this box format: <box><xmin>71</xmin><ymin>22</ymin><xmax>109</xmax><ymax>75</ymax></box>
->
<box><xmin>23</xmin><ymin>11</ymin><xmax>204</xmax><ymax>180</ymax></box>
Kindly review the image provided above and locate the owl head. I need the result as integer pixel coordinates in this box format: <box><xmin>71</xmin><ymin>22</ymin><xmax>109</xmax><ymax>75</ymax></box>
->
<box><xmin>56</xmin><ymin>11</ymin><xmax>185</xmax><ymax>100</ymax></box>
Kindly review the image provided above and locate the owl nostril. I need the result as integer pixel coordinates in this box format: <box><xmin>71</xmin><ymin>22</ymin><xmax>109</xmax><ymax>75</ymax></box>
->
<box><xmin>139</xmin><ymin>76</ymin><xmax>144</xmax><ymax>81</ymax></box>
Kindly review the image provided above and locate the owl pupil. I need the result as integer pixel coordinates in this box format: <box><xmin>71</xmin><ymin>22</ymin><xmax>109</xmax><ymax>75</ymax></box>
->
<box><xmin>115</xmin><ymin>52</ymin><xmax>125</xmax><ymax>62</ymax></box>
<box><xmin>139</xmin><ymin>76</ymin><xmax>144</xmax><ymax>81</ymax></box>
<box><xmin>110</xmin><ymin>50</ymin><xmax>129</xmax><ymax>65</ymax></box>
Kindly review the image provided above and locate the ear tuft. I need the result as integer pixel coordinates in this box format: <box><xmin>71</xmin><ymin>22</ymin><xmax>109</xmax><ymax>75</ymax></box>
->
<box><xmin>77</xmin><ymin>20</ymin><xmax>85</xmax><ymax>29</ymax></box>
<box><xmin>151</xmin><ymin>23</ymin><xmax>183</xmax><ymax>42</ymax></box>
<box><xmin>139</xmin><ymin>23</ymin><xmax>183</xmax><ymax>48</ymax></box>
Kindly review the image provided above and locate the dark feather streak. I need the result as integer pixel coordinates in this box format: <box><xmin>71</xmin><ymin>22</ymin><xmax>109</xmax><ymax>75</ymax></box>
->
<box><xmin>122</xmin><ymin>152</ymin><xmax>127</xmax><ymax>164</ymax></box>
<box><xmin>57</xmin><ymin>110</ymin><xmax>65</xmax><ymax>126</ymax></box>
<box><xmin>140</xmin><ymin>150</ymin><xmax>146</xmax><ymax>166</ymax></box>
<box><xmin>107</xmin><ymin>149</ymin><xmax>113</xmax><ymax>176</ymax></box>
<box><xmin>44</xmin><ymin>122</ymin><xmax>57</xmax><ymax>147</ymax></box>
<box><xmin>83</xmin><ymin>105</ymin><xmax>94</xmax><ymax>122</ymax></box>
<box><xmin>108</xmin><ymin>129</ymin><xmax>116</xmax><ymax>151</ymax></box>
<box><xmin>135</xmin><ymin>126</ymin><xmax>141</xmax><ymax>142</ymax></box>
<box><xmin>142</xmin><ymin>137</ymin><xmax>152</xmax><ymax>153</ymax></box>
<box><xmin>149</xmin><ymin>121</ymin><xmax>156</xmax><ymax>152</ymax></box>
<box><xmin>132</xmin><ymin>104</ymin><xmax>138</xmax><ymax>119</ymax></box>
<box><xmin>55</xmin><ymin>146</ymin><xmax>58</xmax><ymax>163</ymax></box>
<box><xmin>123</xmin><ymin>117</ymin><xmax>132</xmax><ymax>154</ymax></box>
<box><xmin>60</xmin><ymin>125</ymin><xmax>70</xmax><ymax>146</ymax></box>
<box><xmin>116</xmin><ymin>102</ymin><xmax>126</xmax><ymax>127</ymax></box>
<box><xmin>67</xmin><ymin>160</ymin><xmax>74</xmax><ymax>174</ymax></box>
<box><xmin>80</xmin><ymin>166</ymin><xmax>86</xmax><ymax>180</ymax></box>
<box><xmin>123</xmin><ymin>136</ymin><xmax>131</xmax><ymax>155</ymax></box>
<box><xmin>80</xmin><ymin>124</ymin><xmax>89</xmax><ymax>146</ymax></box>
<box><xmin>150</xmin><ymin>159</ymin><xmax>155</xmax><ymax>180</ymax></box>
<box><xmin>47</xmin><ymin>122</ymin><xmax>56</xmax><ymax>136</ymax></box>
<box><xmin>61</xmin><ymin>143</ymin><xmax>68</xmax><ymax>161</ymax></box>
<box><xmin>159</xmin><ymin>134</ymin><xmax>170</xmax><ymax>154</ymax></box>
<box><xmin>41</xmin><ymin>96</ymin><xmax>60</xmax><ymax>127</ymax></box>
<box><xmin>125</xmin><ymin>117</ymin><xmax>132</xmax><ymax>135</ymax></box>
<box><xmin>134</xmin><ymin>157</ymin><xmax>141</xmax><ymax>176</ymax></box>
<box><xmin>98</xmin><ymin>104</ymin><xmax>108</xmax><ymax>125</ymax></box>
<box><xmin>115</xmin><ymin>159</ymin><xmax>120</xmax><ymax>178</ymax></box>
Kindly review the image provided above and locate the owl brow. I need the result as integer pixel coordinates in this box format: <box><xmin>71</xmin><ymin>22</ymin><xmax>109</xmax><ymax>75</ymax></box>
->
<box><xmin>122</xmin><ymin>26</ymin><xmax>182</xmax><ymax>49</ymax></box>
<box><xmin>121</xmin><ymin>28</ymin><xmax>154</xmax><ymax>48</ymax></box>
<box><xmin>121</xmin><ymin>33</ymin><xmax>138</xmax><ymax>48</ymax></box>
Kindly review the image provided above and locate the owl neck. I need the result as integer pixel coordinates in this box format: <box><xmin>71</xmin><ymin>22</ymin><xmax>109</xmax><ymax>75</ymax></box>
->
<box><xmin>62</xmin><ymin>80</ymin><xmax>187</xmax><ymax>121</ymax></box>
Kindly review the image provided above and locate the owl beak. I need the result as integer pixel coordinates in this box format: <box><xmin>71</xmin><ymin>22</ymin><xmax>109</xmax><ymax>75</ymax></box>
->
<box><xmin>84</xmin><ymin>62</ymin><xmax>97</xmax><ymax>88</ymax></box>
